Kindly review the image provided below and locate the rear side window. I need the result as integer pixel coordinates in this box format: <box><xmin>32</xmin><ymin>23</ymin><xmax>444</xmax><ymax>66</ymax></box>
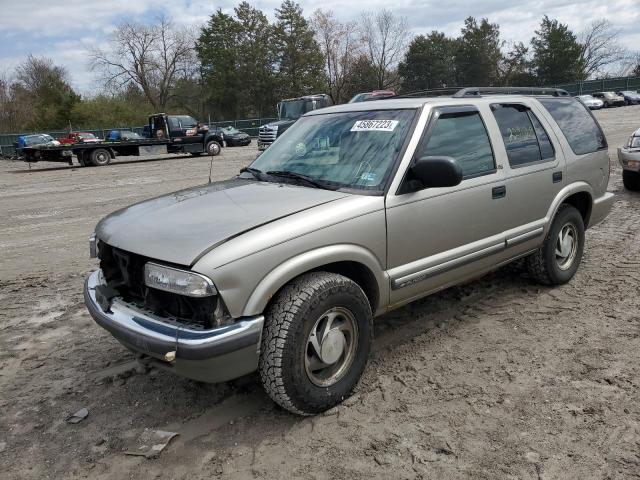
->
<box><xmin>538</xmin><ymin>98</ymin><xmax>606</xmax><ymax>155</ymax></box>
<box><xmin>417</xmin><ymin>110</ymin><xmax>495</xmax><ymax>178</ymax></box>
<box><xmin>490</xmin><ymin>104</ymin><xmax>555</xmax><ymax>167</ymax></box>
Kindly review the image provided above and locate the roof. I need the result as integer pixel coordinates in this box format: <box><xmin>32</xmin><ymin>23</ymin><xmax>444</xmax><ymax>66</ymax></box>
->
<box><xmin>305</xmin><ymin>94</ymin><xmax>572</xmax><ymax>116</ymax></box>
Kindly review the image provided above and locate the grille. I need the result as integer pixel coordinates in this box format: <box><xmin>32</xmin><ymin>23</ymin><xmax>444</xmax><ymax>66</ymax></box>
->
<box><xmin>98</xmin><ymin>241</ymin><xmax>217</xmax><ymax>330</ymax></box>
<box><xmin>258</xmin><ymin>125</ymin><xmax>277</xmax><ymax>145</ymax></box>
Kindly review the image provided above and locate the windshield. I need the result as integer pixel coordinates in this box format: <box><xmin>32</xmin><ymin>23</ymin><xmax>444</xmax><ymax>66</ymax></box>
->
<box><xmin>579</xmin><ymin>95</ymin><xmax>594</xmax><ymax>100</ymax></box>
<box><xmin>223</xmin><ymin>126</ymin><xmax>241</xmax><ymax>134</ymax></box>
<box><xmin>246</xmin><ymin>109</ymin><xmax>416</xmax><ymax>192</ymax></box>
<box><xmin>349</xmin><ymin>93</ymin><xmax>372</xmax><ymax>103</ymax></box>
<box><xmin>80</xmin><ymin>133</ymin><xmax>96</xmax><ymax>139</ymax></box>
<box><xmin>631</xmin><ymin>136</ymin><xmax>640</xmax><ymax>148</ymax></box>
<box><xmin>278</xmin><ymin>99</ymin><xmax>314</xmax><ymax>120</ymax></box>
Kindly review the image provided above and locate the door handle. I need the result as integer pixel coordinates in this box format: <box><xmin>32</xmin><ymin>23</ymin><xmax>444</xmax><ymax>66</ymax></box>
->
<box><xmin>552</xmin><ymin>171</ymin><xmax>563</xmax><ymax>183</ymax></box>
<box><xmin>492</xmin><ymin>185</ymin><xmax>506</xmax><ymax>199</ymax></box>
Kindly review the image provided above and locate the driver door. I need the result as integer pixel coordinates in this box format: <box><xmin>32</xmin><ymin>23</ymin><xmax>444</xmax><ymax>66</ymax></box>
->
<box><xmin>385</xmin><ymin>105</ymin><xmax>511</xmax><ymax>306</ymax></box>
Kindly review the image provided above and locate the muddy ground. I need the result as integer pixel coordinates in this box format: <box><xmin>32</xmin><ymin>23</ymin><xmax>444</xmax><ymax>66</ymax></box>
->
<box><xmin>1</xmin><ymin>107</ymin><xmax>640</xmax><ymax>480</ymax></box>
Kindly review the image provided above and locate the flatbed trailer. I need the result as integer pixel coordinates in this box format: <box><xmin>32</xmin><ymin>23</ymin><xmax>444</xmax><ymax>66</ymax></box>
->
<box><xmin>21</xmin><ymin>139</ymin><xmax>177</xmax><ymax>166</ymax></box>
<box><xmin>19</xmin><ymin>113</ymin><xmax>226</xmax><ymax>167</ymax></box>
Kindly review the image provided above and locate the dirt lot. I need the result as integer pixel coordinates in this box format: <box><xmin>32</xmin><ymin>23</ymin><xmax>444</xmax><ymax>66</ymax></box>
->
<box><xmin>1</xmin><ymin>107</ymin><xmax>640</xmax><ymax>480</ymax></box>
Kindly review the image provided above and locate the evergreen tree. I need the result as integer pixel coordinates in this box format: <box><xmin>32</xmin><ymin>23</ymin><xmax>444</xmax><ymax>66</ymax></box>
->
<box><xmin>398</xmin><ymin>32</ymin><xmax>457</xmax><ymax>92</ymax></box>
<box><xmin>531</xmin><ymin>16</ymin><xmax>585</xmax><ymax>85</ymax></box>
<box><xmin>454</xmin><ymin>17</ymin><xmax>503</xmax><ymax>86</ymax></box>
<box><xmin>197</xmin><ymin>10</ymin><xmax>241</xmax><ymax>119</ymax></box>
<box><xmin>274</xmin><ymin>0</ymin><xmax>326</xmax><ymax>98</ymax></box>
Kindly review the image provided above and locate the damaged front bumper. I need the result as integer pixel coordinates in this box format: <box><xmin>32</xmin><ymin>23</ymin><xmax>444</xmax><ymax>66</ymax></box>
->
<box><xmin>84</xmin><ymin>270</ymin><xmax>264</xmax><ymax>383</ymax></box>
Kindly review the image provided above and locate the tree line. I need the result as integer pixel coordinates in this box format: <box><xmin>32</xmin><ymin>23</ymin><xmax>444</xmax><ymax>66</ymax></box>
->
<box><xmin>1</xmin><ymin>1</ymin><xmax>639</xmax><ymax>133</ymax></box>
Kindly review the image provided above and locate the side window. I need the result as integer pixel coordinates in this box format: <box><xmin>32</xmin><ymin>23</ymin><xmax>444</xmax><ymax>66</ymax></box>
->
<box><xmin>168</xmin><ymin>117</ymin><xmax>181</xmax><ymax>131</ymax></box>
<box><xmin>538</xmin><ymin>98</ymin><xmax>607</xmax><ymax>155</ymax></box>
<box><xmin>416</xmin><ymin>110</ymin><xmax>495</xmax><ymax>178</ymax></box>
<box><xmin>490</xmin><ymin>103</ymin><xmax>554</xmax><ymax>167</ymax></box>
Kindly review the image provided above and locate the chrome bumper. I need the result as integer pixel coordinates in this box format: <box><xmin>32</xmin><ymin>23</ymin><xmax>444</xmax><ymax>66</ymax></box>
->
<box><xmin>84</xmin><ymin>270</ymin><xmax>264</xmax><ymax>383</ymax></box>
<box><xmin>618</xmin><ymin>147</ymin><xmax>640</xmax><ymax>171</ymax></box>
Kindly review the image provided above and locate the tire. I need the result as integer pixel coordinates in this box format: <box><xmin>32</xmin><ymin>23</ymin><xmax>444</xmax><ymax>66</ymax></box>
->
<box><xmin>259</xmin><ymin>272</ymin><xmax>373</xmax><ymax>415</ymax></box>
<box><xmin>526</xmin><ymin>204</ymin><xmax>585</xmax><ymax>286</ymax></box>
<box><xmin>623</xmin><ymin>170</ymin><xmax>640</xmax><ymax>191</ymax></box>
<box><xmin>90</xmin><ymin>148</ymin><xmax>111</xmax><ymax>166</ymax></box>
<box><xmin>206</xmin><ymin>140</ymin><xmax>221</xmax><ymax>156</ymax></box>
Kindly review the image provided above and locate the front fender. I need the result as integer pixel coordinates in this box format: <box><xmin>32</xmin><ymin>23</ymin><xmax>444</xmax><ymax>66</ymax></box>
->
<box><xmin>241</xmin><ymin>244</ymin><xmax>389</xmax><ymax>318</ymax></box>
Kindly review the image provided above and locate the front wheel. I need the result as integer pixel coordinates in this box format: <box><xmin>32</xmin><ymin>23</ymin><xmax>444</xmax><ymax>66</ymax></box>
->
<box><xmin>259</xmin><ymin>272</ymin><xmax>372</xmax><ymax>415</ymax></box>
<box><xmin>526</xmin><ymin>204</ymin><xmax>585</xmax><ymax>285</ymax></box>
<box><xmin>206</xmin><ymin>140</ymin><xmax>221</xmax><ymax>156</ymax></box>
<box><xmin>623</xmin><ymin>170</ymin><xmax>640</xmax><ymax>191</ymax></box>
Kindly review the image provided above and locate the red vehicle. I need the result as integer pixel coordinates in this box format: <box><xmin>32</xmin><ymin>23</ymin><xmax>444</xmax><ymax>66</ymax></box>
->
<box><xmin>58</xmin><ymin>132</ymin><xmax>103</xmax><ymax>145</ymax></box>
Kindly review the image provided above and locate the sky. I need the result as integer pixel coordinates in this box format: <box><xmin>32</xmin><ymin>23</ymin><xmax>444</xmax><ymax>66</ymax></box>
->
<box><xmin>0</xmin><ymin>0</ymin><xmax>639</xmax><ymax>94</ymax></box>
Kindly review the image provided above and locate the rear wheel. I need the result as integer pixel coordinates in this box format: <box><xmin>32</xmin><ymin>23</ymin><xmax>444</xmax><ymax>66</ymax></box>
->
<box><xmin>90</xmin><ymin>148</ymin><xmax>111</xmax><ymax>166</ymax></box>
<box><xmin>623</xmin><ymin>170</ymin><xmax>640</xmax><ymax>191</ymax></box>
<box><xmin>259</xmin><ymin>272</ymin><xmax>372</xmax><ymax>415</ymax></box>
<box><xmin>526</xmin><ymin>204</ymin><xmax>585</xmax><ymax>285</ymax></box>
<box><xmin>206</xmin><ymin>140</ymin><xmax>221</xmax><ymax>156</ymax></box>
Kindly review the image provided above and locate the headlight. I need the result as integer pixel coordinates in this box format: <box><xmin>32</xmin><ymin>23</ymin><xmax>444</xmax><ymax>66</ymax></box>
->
<box><xmin>144</xmin><ymin>262</ymin><xmax>217</xmax><ymax>297</ymax></box>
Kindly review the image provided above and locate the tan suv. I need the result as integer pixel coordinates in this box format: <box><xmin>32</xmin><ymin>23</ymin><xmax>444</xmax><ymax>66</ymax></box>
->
<box><xmin>85</xmin><ymin>87</ymin><xmax>614</xmax><ymax>415</ymax></box>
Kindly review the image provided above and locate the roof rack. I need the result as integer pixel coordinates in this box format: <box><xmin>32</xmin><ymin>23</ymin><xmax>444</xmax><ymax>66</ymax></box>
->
<box><xmin>452</xmin><ymin>87</ymin><xmax>570</xmax><ymax>98</ymax></box>
<box><xmin>389</xmin><ymin>86</ymin><xmax>570</xmax><ymax>99</ymax></box>
<box><xmin>392</xmin><ymin>88</ymin><xmax>462</xmax><ymax>98</ymax></box>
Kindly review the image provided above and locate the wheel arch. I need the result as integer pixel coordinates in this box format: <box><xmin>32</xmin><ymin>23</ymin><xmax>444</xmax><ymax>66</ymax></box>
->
<box><xmin>241</xmin><ymin>245</ymin><xmax>388</xmax><ymax>318</ymax></box>
<box><xmin>546</xmin><ymin>182</ymin><xmax>594</xmax><ymax>230</ymax></box>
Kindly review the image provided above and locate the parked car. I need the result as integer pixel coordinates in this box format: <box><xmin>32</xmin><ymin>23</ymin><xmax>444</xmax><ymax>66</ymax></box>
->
<box><xmin>616</xmin><ymin>90</ymin><xmax>640</xmax><ymax>105</ymax></box>
<box><xmin>221</xmin><ymin>126</ymin><xmax>251</xmax><ymax>146</ymax></box>
<box><xmin>58</xmin><ymin>132</ymin><xmax>102</xmax><ymax>145</ymax></box>
<box><xmin>348</xmin><ymin>90</ymin><xmax>396</xmax><ymax>103</ymax></box>
<box><xmin>577</xmin><ymin>94</ymin><xmax>603</xmax><ymax>110</ymax></box>
<box><xmin>617</xmin><ymin>127</ymin><xmax>640</xmax><ymax>190</ymax></box>
<box><xmin>84</xmin><ymin>87</ymin><xmax>613</xmax><ymax>415</ymax></box>
<box><xmin>17</xmin><ymin>134</ymin><xmax>60</xmax><ymax>149</ymax></box>
<box><xmin>106</xmin><ymin>130</ymin><xmax>144</xmax><ymax>141</ymax></box>
<box><xmin>592</xmin><ymin>91</ymin><xmax>625</xmax><ymax>107</ymax></box>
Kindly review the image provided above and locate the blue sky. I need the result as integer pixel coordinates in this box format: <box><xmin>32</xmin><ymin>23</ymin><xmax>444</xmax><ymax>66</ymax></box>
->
<box><xmin>0</xmin><ymin>0</ymin><xmax>639</xmax><ymax>93</ymax></box>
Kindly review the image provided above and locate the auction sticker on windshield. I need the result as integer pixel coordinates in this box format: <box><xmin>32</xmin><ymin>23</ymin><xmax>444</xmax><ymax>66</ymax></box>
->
<box><xmin>351</xmin><ymin>120</ymin><xmax>399</xmax><ymax>132</ymax></box>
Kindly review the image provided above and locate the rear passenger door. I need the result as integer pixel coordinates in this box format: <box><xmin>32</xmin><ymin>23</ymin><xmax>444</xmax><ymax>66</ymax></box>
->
<box><xmin>487</xmin><ymin>102</ymin><xmax>564</xmax><ymax>249</ymax></box>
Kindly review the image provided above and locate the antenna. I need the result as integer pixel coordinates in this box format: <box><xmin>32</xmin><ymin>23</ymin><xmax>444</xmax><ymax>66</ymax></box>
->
<box><xmin>208</xmin><ymin>153</ymin><xmax>214</xmax><ymax>184</ymax></box>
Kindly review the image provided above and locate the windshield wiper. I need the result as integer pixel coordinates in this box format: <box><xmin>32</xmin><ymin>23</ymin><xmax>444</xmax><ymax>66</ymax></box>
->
<box><xmin>239</xmin><ymin>166</ymin><xmax>265</xmax><ymax>180</ymax></box>
<box><xmin>265</xmin><ymin>170</ymin><xmax>339</xmax><ymax>190</ymax></box>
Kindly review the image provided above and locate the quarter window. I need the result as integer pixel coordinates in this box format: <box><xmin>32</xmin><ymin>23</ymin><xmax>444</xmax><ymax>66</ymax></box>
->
<box><xmin>491</xmin><ymin>104</ymin><xmax>555</xmax><ymax>167</ymax></box>
<box><xmin>416</xmin><ymin>110</ymin><xmax>495</xmax><ymax>178</ymax></box>
<box><xmin>538</xmin><ymin>98</ymin><xmax>606</xmax><ymax>155</ymax></box>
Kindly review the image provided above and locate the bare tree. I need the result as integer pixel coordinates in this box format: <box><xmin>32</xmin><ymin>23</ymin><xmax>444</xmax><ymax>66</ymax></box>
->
<box><xmin>90</xmin><ymin>16</ymin><xmax>195</xmax><ymax>110</ymax></box>
<box><xmin>359</xmin><ymin>10</ymin><xmax>409</xmax><ymax>90</ymax></box>
<box><xmin>311</xmin><ymin>9</ymin><xmax>359</xmax><ymax>103</ymax></box>
<box><xmin>579</xmin><ymin>20</ymin><xmax>628</xmax><ymax>78</ymax></box>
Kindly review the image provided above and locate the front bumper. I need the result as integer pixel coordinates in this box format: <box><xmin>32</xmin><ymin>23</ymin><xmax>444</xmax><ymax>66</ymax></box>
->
<box><xmin>84</xmin><ymin>270</ymin><xmax>264</xmax><ymax>383</ymax></box>
<box><xmin>618</xmin><ymin>147</ymin><xmax>640</xmax><ymax>171</ymax></box>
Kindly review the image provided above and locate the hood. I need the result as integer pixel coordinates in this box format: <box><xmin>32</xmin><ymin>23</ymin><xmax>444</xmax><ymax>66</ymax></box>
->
<box><xmin>96</xmin><ymin>179</ymin><xmax>349</xmax><ymax>266</ymax></box>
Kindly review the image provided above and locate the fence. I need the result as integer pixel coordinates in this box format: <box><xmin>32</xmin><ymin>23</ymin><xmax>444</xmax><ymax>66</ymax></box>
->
<box><xmin>554</xmin><ymin>76</ymin><xmax>640</xmax><ymax>95</ymax></box>
<box><xmin>0</xmin><ymin>117</ymin><xmax>277</xmax><ymax>157</ymax></box>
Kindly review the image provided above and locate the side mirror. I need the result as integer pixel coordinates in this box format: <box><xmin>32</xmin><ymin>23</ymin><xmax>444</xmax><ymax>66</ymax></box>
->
<box><xmin>409</xmin><ymin>156</ymin><xmax>463</xmax><ymax>189</ymax></box>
